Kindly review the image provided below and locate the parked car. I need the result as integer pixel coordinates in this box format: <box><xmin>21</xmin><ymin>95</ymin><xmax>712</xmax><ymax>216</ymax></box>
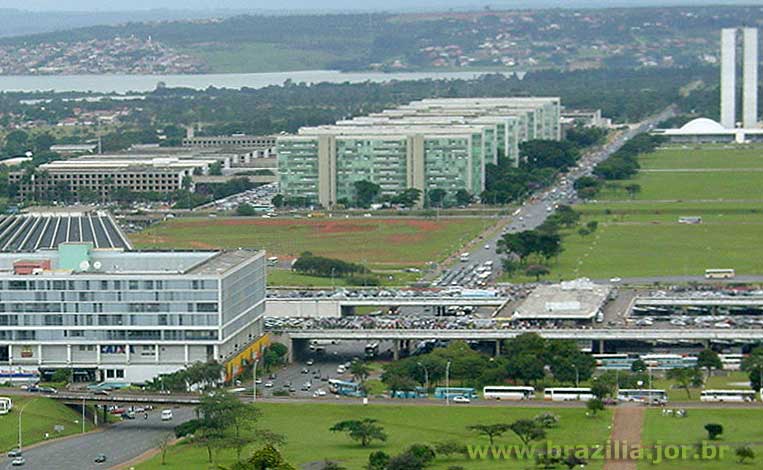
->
<box><xmin>94</xmin><ymin>454</ymin><xmax>107</xmax><ymax>463</ymax></box>
<box><xmin>452</xmin><ymin>395</ymin><xmax>471</xmax><ymax>404</ymax></box>
<box><xmin>11</xmin><ymin>457</ymin><xmax>25</xmax><ymax>466</ymax></box>
<box><xmin>7</xmin><ymin>449</ymin><xmax>21</xmax><ymax>458</ymax></box>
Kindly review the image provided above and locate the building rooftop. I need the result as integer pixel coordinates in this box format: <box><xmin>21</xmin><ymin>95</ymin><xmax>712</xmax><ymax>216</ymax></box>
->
<box><xmin>0</xmin><ymin>212</ymin><xmax>131</xmax><ymax>252</ymax></box>
<box><xmin>0</xmin><ymin>244</ymin><xmax>263</xmax><ymax>277</ymax></box>
<box><xmin>188</xmin><ymin>249</ymin><xmax>263</xmax><ymax>275</ymax></box>
<box><xmin>513</xmin><ymin>278</ymin><xmax>611</xmax><ymax>320</ymax></box>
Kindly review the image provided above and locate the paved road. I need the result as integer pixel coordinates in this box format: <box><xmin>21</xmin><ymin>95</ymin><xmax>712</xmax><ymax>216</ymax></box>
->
<box><xmin>3</xmin><ymin>407</ymin><xmax>194</xmax><ymax>470</ymax></box>
<box><xmin>436</xmin><ymin>107</ymin><xmax>676</xmax><ymax>286</ymax></box>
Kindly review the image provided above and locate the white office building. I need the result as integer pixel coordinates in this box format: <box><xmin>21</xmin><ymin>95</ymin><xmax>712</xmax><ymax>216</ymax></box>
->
<box><xmin>0</xmin><ymin>244</ymin><xmax>266</xmax><ymax>383</ymax></box>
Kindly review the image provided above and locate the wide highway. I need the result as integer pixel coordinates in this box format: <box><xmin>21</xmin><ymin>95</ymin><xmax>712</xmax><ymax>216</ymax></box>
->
<box><xmin>437</xmin><ymin>106</ymin><xmax>676</xmax><ymax>285</ymax></box>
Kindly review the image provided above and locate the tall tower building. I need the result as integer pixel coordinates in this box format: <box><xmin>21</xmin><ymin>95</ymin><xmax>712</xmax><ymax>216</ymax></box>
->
<box><xmin>743</xmin><ymin>28</ymin><xmax>759</xmax><ymax>129</ymax></box>
<box><xmin>720</xmin><ymin>27</ymin><xmax>760</xmax><ymax>129</ymax></box>
<box><xmin>720</xmin><ymin>28</ymin><xmax>737</xmax><ymax>129</ymax></box>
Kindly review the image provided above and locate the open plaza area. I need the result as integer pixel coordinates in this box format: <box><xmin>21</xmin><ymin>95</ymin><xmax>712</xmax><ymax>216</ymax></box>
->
<box><xmin>132</xmin><ymin>216</ymin><xmax>496</xmax><ymax>268</ymax></box>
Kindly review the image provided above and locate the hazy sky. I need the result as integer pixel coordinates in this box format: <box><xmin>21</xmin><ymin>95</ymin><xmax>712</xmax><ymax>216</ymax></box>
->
<box><xmin>4</xmin><ymin>0</ymin><xmax>755</xmax><ymax>12</ymax></box>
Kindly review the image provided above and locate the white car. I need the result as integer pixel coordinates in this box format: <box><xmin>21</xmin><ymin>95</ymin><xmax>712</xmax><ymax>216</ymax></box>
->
<box><xmin>264</xmin><ymin>382</ymin><xmax>274</xmax><ymax>388</ymax></box>
<box><xmin>609</xmin><ymin>277</ymin><xmax>622</xmax><ymax>283</ymax></box>
<box><xmin>452</xmin><ymin>395</ymin><xmax>471</xmax><ymax>404</ymax></box>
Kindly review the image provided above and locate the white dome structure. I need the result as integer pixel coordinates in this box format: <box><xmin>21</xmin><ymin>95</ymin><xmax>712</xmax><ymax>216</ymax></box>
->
<box><xmin>678</xmin><ymin>118</ymin><xmax>727</xmax><ymax>134</ymax></box>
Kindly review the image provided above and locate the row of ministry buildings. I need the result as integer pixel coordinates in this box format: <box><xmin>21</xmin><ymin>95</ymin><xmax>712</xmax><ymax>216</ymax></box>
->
<box><xmin>277</xmin><ymin>97</ymin><xmax>561</xmax><ymax>207</ymax></box>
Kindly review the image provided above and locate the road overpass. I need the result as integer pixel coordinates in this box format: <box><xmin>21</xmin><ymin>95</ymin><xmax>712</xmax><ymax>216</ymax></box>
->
<box><xmin>279</xmin><ymin>327</ymin><xmax>763</xmax><ymax>358</ymax></box>
<box><xmin>266</xmin><ymin>296</ymin><xmax>509</xmax><ymax>318</ymax></box>
<box><xmin>635</xmin><ymin>297</ymin><xmax>763</xmax><ymax>307</ymax></box>
<box><xmin>48</xmin><ymin>392</ymin><xmax>201</xmax><ymax>406</ymax></box>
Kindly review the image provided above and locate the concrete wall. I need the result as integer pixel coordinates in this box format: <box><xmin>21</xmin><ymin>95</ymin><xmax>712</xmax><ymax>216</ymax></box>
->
<box><xmin>265</xmin><ymin>300</ymin><xmax>341</xmax><ymax>318</ymax></box>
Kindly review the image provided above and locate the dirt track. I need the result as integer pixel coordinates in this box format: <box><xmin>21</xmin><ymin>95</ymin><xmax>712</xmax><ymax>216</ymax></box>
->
<box><xmin>604</xmin><ymin>406</ymin><xmax>645</xmax><ymax>470</ymax></box>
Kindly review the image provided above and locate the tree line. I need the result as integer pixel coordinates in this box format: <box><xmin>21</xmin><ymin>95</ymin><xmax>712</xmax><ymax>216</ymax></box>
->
<box><xmin>381</xmin><ymin>335</ymin><xmax>596</xmax><ymax>393</ymax></box>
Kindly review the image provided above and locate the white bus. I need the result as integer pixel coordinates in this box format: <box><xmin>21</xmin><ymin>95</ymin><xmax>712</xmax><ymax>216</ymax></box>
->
<box><xmin>719</xmin><ymin>354</ymin><xmax>746</xmax><ymax>371</ymax></box>
<box><xmin>543</xmin><ymin>387</ymin><xmax>594</xmax><ymax>401</ymax></box>
<box><xmin>705</xmin><ymin>269</ymin><xmax>735</xmax><ymax>279</ymax></box>
<box><xmin>483</xmin><ymin>386</ymin><xmax>535</xmax><ymax>401</ymax></box>
<box><xmin>700</xmin><ymin>389</ymin><xmax>756</xmax><ymax>403</ymax></box>
<box><xmin>617</xmin><ymin>389</ymin><xmax>668</xmax><ymax>404</ymax></box>
<box><xmin>0</xmin><ymin>397</ymin><xmax>12</xmax><ymax>415</ymax></box>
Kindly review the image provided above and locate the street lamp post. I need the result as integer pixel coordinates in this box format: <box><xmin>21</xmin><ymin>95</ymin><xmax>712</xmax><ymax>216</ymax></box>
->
<box><xmin>252</xmin><ymin>358</ymin><xmax>259</xmax><ymax>404</ymax></box>
<box><xmin>417</xmin><ymin>362</ymin><xmax>429</xmax><ymax>393</ymax></box>
<box><xmin>445</xmin><ymin>360</ymin><xmax>452</xmax><ymax>407</ymax></box>
<box><xmin>572</xmin><ymin>363</ymin><xmax>579</xmax><ymax>388</ymax></box>
<box><xmin>18</xmin><ymin>398</ymin><xmax>38</xmax><ymax>452</ymax></box>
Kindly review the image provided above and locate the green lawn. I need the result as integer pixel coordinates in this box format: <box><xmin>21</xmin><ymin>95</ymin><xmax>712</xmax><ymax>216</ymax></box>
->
<box><xmin>597</xmin><ymin>171</ymin><xmax>763</xmax><ymax>202</ymax></box>
<box><xmin>639</xmin><ymin>145</ymin><xmax>763</xmax><ymax>170</ymax></box>
<box><xmin>267</xmin><ymin>268</ymin><xmax>421</xmax><ymax>287</ymax></box>
<box><xmin>132</xmin><ymin>217</ymin><xmax>494</xmax><ymax>267</ymax></box>
<box><xmin>0</xmin><ymin>396</ymin><xmax>93</xmax><ymax>451</ymax></box>
<box><xmin>501</xmin><ymin>144</ymin><xmax>763</xmax><ymax>281</ymax></box>
<box><xmin>639</xmin><ymin>409</ymin><xmax>763</xmax><ymax>469</ymax></box>
<box><xmin>648</xmin><ymin>371</ymin><xmax>752</xmax><ymax>402</ymax></box>
<box><xmin>136</xmin><ymin>402</ymin><xmax>611</xmax><ymax>470</ymax></box>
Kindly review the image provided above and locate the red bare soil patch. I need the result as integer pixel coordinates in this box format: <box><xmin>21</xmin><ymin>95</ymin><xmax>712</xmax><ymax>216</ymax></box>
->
<box><xmin>171</xmin><ymin>218</ymin><xmax>450</xmax><ymax>235</ymax></box>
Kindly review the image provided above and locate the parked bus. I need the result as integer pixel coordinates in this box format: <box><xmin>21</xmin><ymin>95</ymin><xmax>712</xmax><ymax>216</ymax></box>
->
<box><xmin>434</xmin><ymin>387</ymin><xmax>477</xmax><ymax>400</ymax></box>
<box><xmin>719</xmin><ymin>354</ymin><xmax>747</xmax><ymax>371</ymax></box>
<box><xmin>543</xmin><ymin>388</ymin><xmax>594</xmax><ymax>401</ymax></box>
<box><xmin>0</xmin><ymin>368</ymin><xmax>40</xmax><ymax>384</ymax></box>
<box><xmin>483</xmin><ymin>386</ymin><xmax>535</xmax><ymax>401</ymax></box>
<box><xmin>617</xmin><ymin>389</ymin><xmax>668</xmax><ymax>404</ymax></box>
<box><xmin>593</xmin><ymin>353</ymin><xmax>636</xmax><ymax>370</ymax></box>
<box><xmin>700</xmin><ymin>389</ymin><xmax>756</xmax><ymax>403</ymax></box>
<box><xmin>0</xmin><ymin>397</ymin><xmax>12</xmax><ymax>415</ymax></box>
<box><xmin>328</xmin><ymin>379</ymin><xmax>364</xmax><ymax>397</ymax></box>
<box><xmin>641</xmin><ymin>354</ymin><xmax>697</xmax><ymax>370</ymax></box>
<box><xmin>391</xmin><ymin>387</ymin><xmax>427</xmax><ymax>399</ymax></box>
<box><xmin>705</xmin><ymin>269</ymin><xmax>735</xmax><ymax>279</ymax></box>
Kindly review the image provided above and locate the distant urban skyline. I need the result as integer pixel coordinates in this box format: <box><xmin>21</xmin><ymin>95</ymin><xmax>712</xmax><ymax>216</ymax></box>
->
<box><xmin>5</xmin><ymin>0</ymin><xmax>758</xmax><ymax>12</ymax></box>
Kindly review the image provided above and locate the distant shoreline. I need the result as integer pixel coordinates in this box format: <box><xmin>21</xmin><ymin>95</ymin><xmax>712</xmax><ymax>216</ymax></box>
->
<box><xmin>0</xmin><ymin>69</ymin><xmax>521</xmax><ymax>93</ymax></box>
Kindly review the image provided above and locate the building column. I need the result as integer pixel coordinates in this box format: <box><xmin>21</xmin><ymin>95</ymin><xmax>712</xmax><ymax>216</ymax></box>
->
<box><xmin>8</xmin><ymin>345</ymin><xmax>12</xmax><ymax>366</ymax></box>
<box><xmin>66</xmin><ymin>345</ymin><xmax>72</xmax><ymax>365</ymax></box>
<box><xmin>286</xmin><ymin>336</ymin><xmax>294</xmax><ymax>363</ymax></box>
<box><xmin>599</xmin><ymin>340</ymin><xmax>605</xmax><ymax>354</ymax></box>
<box><xmin>155</xmin><ymin>344</ymin><xmax>160</xmax><ymax>363</ymax></box>
<box><xmin>96</xmin><ymin>345</ymin><xmax>101</xmax><ymax>365</ymax></box>
<box><xmin>393</xmin><ymin>341</ymin><xmax>400</xmax><ymax>361</ymax></box>
<box><xmin>495</xmin><ymin>340</ymin><xmax>501</xmax><ymax>357</ymax></box>
<box><xmin>37</xmin><ymin>345</ymin><xmax>42</xmax><ymax>365</ymax></box>
<box><xmin>125</xmin><ymin>344</ymin><xmax>130</xmax><ymax>364</ymax></box>
<box><xmin>184</xmin><ymin>345</ymin><xmax>190</xmax><ymax>365</ymax></box>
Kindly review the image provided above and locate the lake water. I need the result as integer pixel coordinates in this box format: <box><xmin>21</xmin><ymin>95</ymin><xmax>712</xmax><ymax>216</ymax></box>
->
<box><xmin>0</xmin><ymin>69</ymin><xmax>518</xmax><ymax>93</ymax></box>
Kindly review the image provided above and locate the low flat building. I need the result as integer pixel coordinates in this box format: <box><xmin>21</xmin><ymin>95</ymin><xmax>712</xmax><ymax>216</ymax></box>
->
<box><xmin>513</xmin><ymin>278</ymin><xmax>611</xmax><ymax>321</ymax></box>
<box><xmin>50</xmin><ymin>144</ymin><xmax>97</xmax><ymax>156</ymax></box>
<box><xmin>9</xmin><ymin>155</ymin><xmax>218</xmax><ymax>200</ymax></box>
<box><xmin>0</xmin><ymin>243</ymin><xmax>266</xmax><ymax>383</ymax></box>
<box><xmin>182</xmin><ymin>134</ymin><xmax>277</xmax><ymax>156</ymax></box>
